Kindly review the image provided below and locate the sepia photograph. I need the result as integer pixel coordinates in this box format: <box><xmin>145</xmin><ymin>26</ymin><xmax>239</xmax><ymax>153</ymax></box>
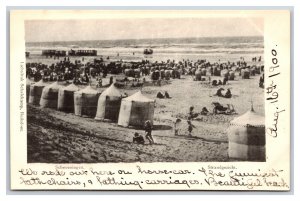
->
<box><xmin>25</xmin><ymin>16</ymin><xmax>265</xmax><ymax>163</ymax></box>
<box><xmin>10</xmin><ymin>10</ymin><xmax>291</xmax><ymax>191</ymax></box>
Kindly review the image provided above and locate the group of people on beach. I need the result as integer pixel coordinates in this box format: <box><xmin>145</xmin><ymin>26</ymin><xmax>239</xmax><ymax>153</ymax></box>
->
<box><xmin>132</xmin><ymin>118</ymin><xmax>196</xmax><ymax>146</ymax></box>
<box><xmin>174</xmin><ymin>118</ymin><xmax>195</xmax><ymax>137</ymax></box>
<box><xmin>156</xmin><ymin>91</ymin><xmax>171</xmax><ymax>99</ymax></box>
<box><xmin>27</xmin><ymin>53</ymin><xmax>263</xmax><ymax>87</ymax></box>
<box><xmin>215</xmin><ymin>88</ymin><xmax>232</xmax><ymax>98</ymax></box>
<box><xmin>132</xmin><ymin>120</ymin><xmax>155</xmax><ymax>145</ymax></box>
<box><xmin>27</xmin><ymin>54</ymin><xmax>263</xmax><ymax>146</ymax></box>
<box><xmin>132</xmin><ymin>106</ymin><xmax>200</xmax><ymax>145</ymax></box>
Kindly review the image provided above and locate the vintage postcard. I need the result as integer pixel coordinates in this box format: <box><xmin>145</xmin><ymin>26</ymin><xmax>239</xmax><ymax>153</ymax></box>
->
<box><xmin>10</xmin><ymin>10</ymin><xmax>290</xmax><ymax>190</ymax></box>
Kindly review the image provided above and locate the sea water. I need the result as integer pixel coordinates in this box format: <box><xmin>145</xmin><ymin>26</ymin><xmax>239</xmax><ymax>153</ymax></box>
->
<box><xmin>26</xmin><ymin>36</ymin><xmax>264</xmax><ymax>63</ymax></box>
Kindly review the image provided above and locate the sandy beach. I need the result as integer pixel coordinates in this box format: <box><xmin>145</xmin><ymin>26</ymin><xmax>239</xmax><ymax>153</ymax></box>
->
<box><xmin>27</xmin><ymin>70</ymin><xmax>264</xmax><ymax>163</ymax></box>
<box><xmin>25</xmin><ymin>35</ymin><xmax>265</xmax><ymax>163</ymax></box>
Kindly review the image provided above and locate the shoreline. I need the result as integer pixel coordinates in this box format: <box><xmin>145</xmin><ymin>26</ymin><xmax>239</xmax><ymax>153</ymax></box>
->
<box><xmin>26</xmin><ymin>53</ymin><xmax>264</xmax><ymax>66</ymax></box>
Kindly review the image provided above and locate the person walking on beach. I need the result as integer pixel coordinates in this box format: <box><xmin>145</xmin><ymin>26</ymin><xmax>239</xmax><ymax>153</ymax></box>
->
<box><xmin>188</xmin><ymin>106</ymin><xmax>198</xmax><ymax>120</ymax></box>
<box><xmin>187</xmin><ymin>120</ymin><xmax>195</xmax><ymax>136</ymax></box>
<box><xmin>144</xmin><ymin>120</ymin><xmax>154</xmax><ymax>144</ymax></box>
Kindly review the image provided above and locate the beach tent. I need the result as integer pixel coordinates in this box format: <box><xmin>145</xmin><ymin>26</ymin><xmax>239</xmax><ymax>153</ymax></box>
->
<box><xmin>95</xmin><ymin>84</ymin><xmax>122</xmax><ymax>121</ymax></box>
<box><xmin>178</xmin><ymin>68</ymin><xmax>183</xmax><ymax>75</ymax></box>
<box><xmin>241</xmin><ymin>69</ymin><xmax>250</xmax><ymax>79</ymax></box>
<box><xmin>40</xmin><ymin>82</ymin><xmax>62</xmax><ymax>109</ymax></box>
<box><xmin>190</xmin><ymin>67</ymin><xmax>196</xmax><ymax>75</ymax></box>
<box><xmin>164</xmin><ymin>70</ymin><xmax>171</xmax><ymax>80</ymax></box>
<box><xmin>228</xmin><ymin>71</ymin><xmax>235</xmax><ymax>80</ymax></box>
<box><xmin>26</xmin><ymin>78</ymin><xmax>34</xmax><ymax>102</ymax></box>
<box><xmin>171</xmin><ymin>69</ymin><xmax>180</xmax><ymax>79</ymax></box>
<box><xmin>150</xmin><ymin>70</ymin><xmax>160</xmax><ymax>80</ymax></box>
<box><xmin>221</xmin><ymin>69</ymin><xmax>229</xmax><ymax>78</ymax></box>
<box><xmin>118</xmin><ymin>91</ymin><xmax>155</xmax><ymax>127</ymax></box>
<box><xmin>250</xmin><ymin>67</ymin><xmax>256</xmax><ymax>76</ymax></box>
<box><xmin>227</xmin><ymin>108</ymin><xmax>265</xmax><ymax>161</ymax></box>
<box><xmin>124</xmin><ymin>69</ymin><xmax>134</xmax><ymax>77</ymax></box>
<box><xmin>145</xmin><ymin>67</ymin><xmax>150</xmax><ymax>75</ymax></box>
<box><xmin>160</xmin><ymin>69</ymin><xmax>165</xmax><ymax>79</ymax></box>
<box><xmin>154</xmin><ymin>70</ymin><xmax>160</xmax><ymax>80</ymax></box>
<box><xmin>195</xmin><ymin>69</ymin><xmax>202</xmax><ymax>81</ymax></box>
<box><xmin>134</xmin><ymin>69</ymin><xmax>141</xmax><ymax>78</ymax></box>
<box><xmin>213</xmin><ymin>67</ymin><xmax>221</xmax><ymax>76</ymax></box>
<box><xmin>255</xmin><ymin>67</ymin><xmax>261</xmax><ymax>75</ymax></box>
<box><xmin>74</xmin><ymin>85</ymin><xmax>100</xmax><ymax>117</ymax></box>
<box><xmin>28</xmin><ymin>79</ymin><xmax>48</xmax><ymax>105</ymax></box>
<box><xmin>57</xmin><ymin>83</ymin><xmax>79</xmax><ymax>112</ymax></box>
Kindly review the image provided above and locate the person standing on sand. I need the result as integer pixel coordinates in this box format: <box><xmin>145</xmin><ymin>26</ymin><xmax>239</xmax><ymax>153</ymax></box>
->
<box><xmin>97</xmin><ymin>78</ymin><xmax>102</xmax><ymax>87</ymax></box>
<box><xmin>187</xmin><ymin>120</ymin><xmax>195</xmax><ymax>136</ymax></box>
<box><xmin>144</xmin><ymin>120</ymin><xmax>154</xmax><ymax>144</ymax></box>
<box><xmin>109</xmin><ymin>76</ymin><xmax>114</xmax><ymax>86</ymax></box>
<box><xmin>188</xmin><ymin>106</ymin><xmax>197</xmax><ymax>120</ymax></box>
<box><xmin>174</xmin><ymin>118</ymin><xmax>181</xmax><ymax>136</ymax></box>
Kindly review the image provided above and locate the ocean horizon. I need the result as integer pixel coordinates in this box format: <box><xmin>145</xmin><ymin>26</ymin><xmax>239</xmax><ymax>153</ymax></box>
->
<box><xmin>26</xmin><ymin>36</ymin><xmax>264</xmax><ymax>62</ymax></box>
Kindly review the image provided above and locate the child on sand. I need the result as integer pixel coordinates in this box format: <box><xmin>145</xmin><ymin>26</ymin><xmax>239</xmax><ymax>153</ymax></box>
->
<box><xmin>187</xmin><ymin>120</ymin><xmax>195</xmax><ymax>136</ymax></box>
<box><xmin>174</xmin><ymin>118</ymin><xmax>181</xmax><ymax>136</ymax></box>
<box><xmin>144</xmin><ymin>120</ymin><xmax>154</xmax><ymax>144</ymax></box>
<box><xmin>133</xmin><ymin>132</ymin><xmax>145</xmax><ymax>145</ymax></box>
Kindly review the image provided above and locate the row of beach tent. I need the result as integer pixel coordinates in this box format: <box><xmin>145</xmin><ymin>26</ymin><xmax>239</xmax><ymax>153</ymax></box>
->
<box><xmin>26</xmin><ymin>79</ymin><xmax>155</xmax><ymax>127</ymax></box>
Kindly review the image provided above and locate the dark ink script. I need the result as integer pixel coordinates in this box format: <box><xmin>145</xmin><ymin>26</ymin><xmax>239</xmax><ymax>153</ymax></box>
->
<box><xmin>17</xmin><ymin>165</ymin><xmax>289</xmax><ymax>190</ymax></box>
<box><xmin>266</xmin><ymin>46</ymin><xmax>285</xmax><ymax>137</ymax></box>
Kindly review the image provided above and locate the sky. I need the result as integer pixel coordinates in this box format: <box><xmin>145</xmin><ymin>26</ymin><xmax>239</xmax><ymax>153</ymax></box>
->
<box><xmin>25</xmin><ymin>18</ymin><xmax>263</xmax><ymax>42</ymax></box>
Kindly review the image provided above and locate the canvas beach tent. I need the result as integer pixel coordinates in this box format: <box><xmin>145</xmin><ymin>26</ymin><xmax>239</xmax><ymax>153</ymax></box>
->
<box><xmin>40</xmin><ymin>81</ymin><xmax>62</xmax><ymax>109</ymax></box>
<box><xmin>227</xmin><ymin>107</ymin><xmax>265</xmax><ymax>161</ymax></box>
<box><xmin>95</xmin><ymin>84</ymin><xmax>122</xmax><ymax>121</ymax></box>
<box><xmin>241</xmin><ymin>68</ymin><xmax>250</xmax><ymax>79</ymax></box>
<box><xmin>228</xmin><ymin>70</ymin><xmax>235</xmax><ymax>80</ymax></box>
<box><xmin>201</xmin><ymin>68</ymin><xmax>207</xmax><ymax>76</ymax></box>
<box><xmin>213</xmin><ymin>67</ymin><xmax>221</xmax><ymax>76</ymax></box>
<box><xmin>221</xmin><ymin>69</ymin><xmax>229</xmax><ymax>78</ymax></box>
<box><xmin>195</xmin><ymin>69</ymin><xmax>202</xmax><ymax>81</ymax></box>
<box><xmin>26</xmin><ymin>78</ymin><xmax>34</xmax><ymax>102</ymax></box>
<box><xmin>57</xmin><ymin>83</ymin><xmax>80</xmax><ymax>113</ymax></box>
<box><xmin>28</xmin><ymin>79</ymin><xmax>48</xmax><ymax>105</ymax></box>
<box><xmin>118</xmin><ymin>91</ymin><xmax>155</xmax><ymax>127</ymax></box>
<box><xmin>74</xmin><ymin>85</ymin><xmax>100</xmax><ymax>117</ymax></box>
